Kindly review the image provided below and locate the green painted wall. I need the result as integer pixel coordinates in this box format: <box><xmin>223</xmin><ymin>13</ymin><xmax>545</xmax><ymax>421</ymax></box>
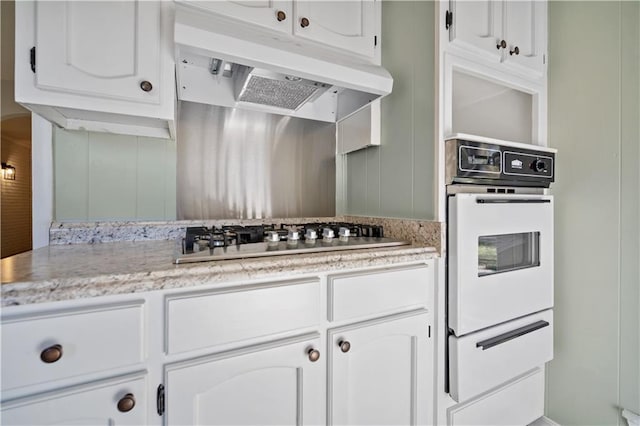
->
<box><xmin>547</xmin><ymin>2</ymin><xmax>640</xmax><ymax>424</ymax></box>
<box><xmin>343</xmin><ymin>0</ymin><xmax>435</xmax><ymax>220</ymax></box>
<box><xmin>53</xmin><ymin>128</ymin><xmax>176</xmax><ymax>221</ymax></box>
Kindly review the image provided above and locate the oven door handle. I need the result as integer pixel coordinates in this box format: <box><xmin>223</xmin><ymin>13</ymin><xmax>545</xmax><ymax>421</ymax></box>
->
<box><xmin>476</xmin><ymin>199</ymin><xmax>551</xmax><ymax>204</ymax></box>
<box><xmin>476</xmin><ymin>320</ymin><xmax>550</xmax><ymax>350</ymax></box>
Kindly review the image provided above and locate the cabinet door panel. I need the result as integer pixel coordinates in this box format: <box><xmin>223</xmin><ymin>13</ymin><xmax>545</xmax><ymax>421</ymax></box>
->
<box><xmin>504</xmin><ymin>0</ymin><xmax>545</xmax><ymax>75</ymax></box>
<box><xmin>329</xmin><ymin>311</ymin><xmax>432</xmax><ymax>426</ymax></box>
<box><xmin>35</xmin><ymin>1</ymin><xmax>161</xmax><ymax>104</ymax></box>
<box><xmin>449</xmin><ymin>0</ymin><xmax>502</xmax><ymax>60</ymax></box>
<box><xmin>293</xmin><ymin>0</ymin><xmax>376</xmax><ymax>58</ymax></box>
<box><xmin>176</xmin><ymin>0</ymin><xmax>291</xmax><ymax>34</ymax></box>
<box><xmin>0</xmin><ymin>375</ymin><xmax>147</xmax><ymax>426</ymax></box>
<box><xmin>166</xmin><ymin>335</ymin><xmax>324</xmax><ymax>425</ymax></box>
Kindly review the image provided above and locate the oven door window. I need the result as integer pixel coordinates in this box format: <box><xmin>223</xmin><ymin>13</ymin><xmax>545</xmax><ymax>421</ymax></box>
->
<box><xmin>478</xmin><ymin>232</ymin><xmax>540</xmax><ymax>276</ymax></box>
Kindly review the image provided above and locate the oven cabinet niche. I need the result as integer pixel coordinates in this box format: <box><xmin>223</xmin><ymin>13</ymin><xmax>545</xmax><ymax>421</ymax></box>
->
<box><xmin>14</xmin><ymin>0</ymin><xmax>175</xmax><ymax>139</ymax></box>
<box><xmin>328</xmin><ymin>311</ymin><xmax>432</xmax><ymax>426</ymax></box>
<box><xmin>445</xmin><ymin>0</ymin><xmax>547</xmax><ymax>78</ymax></box>
<box><xmin>175</xmin><ymin>0</ymin><xmax>378</xmax><ymax>60</ymax></box>
<box><xmin>165</xmin><ymin>335</ymin><xmax>325</xmax><ymax>425</ymax></box>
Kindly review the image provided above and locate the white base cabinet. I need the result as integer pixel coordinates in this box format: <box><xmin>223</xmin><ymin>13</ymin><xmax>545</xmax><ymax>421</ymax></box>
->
<box><xmin>0</xmin><ymin>261</ymin><xmax>435</xmax><ymax>426</ymax></box>
<box><xmin>15</xmin><ymin>0</ymin><xmax>176</xmax><ymax>139</ymax></box>
<box><xmin>1</xmin><ymin>373</ymin><xmax>148</xmax><ymax>426</ymax></box>
<box><xmin>166</xmin><ymin>334</ymin><xmax>325</xmax><ymax>425</ymax></box>
<box><xmin>329</xmin><ymin>311</ymin><xmax>432</xmax><ymax>426</ymax></box>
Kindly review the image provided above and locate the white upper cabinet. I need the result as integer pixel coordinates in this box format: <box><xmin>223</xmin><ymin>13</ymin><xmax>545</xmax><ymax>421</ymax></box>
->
<box><xmin>448</xmin><ymin>0</ymin><xmax>502</xmax><ymax>61</ymax></box>
<box><xmin>176</xmin><ymin>0</ymin><xmax>378</xmax><ymax>60</ymax></box>
<box><xmin>176</xmin><ymin>0</ymin><xmax>292</xmax><ymax>34</ymax></box>
<box><xmin>293</xmin><ymin>1</ymin><xmax>376</xmax><ymax>58</ymax></box>
<box><xmin>503</xmin><ymin>0</ymin><xmax>546</xmax><ymax>74</ymax></box>
<box><xmin>35</xmin><ymin>2</ymin><xmax>161</xmax><ymax>104</ymax></box>
<box><xmin>15</xmin><ymin>1</ymin><xmax>175</xmax><ymax>139</ymax></box>
<box><xmin>447</xmin><ymin>0</ymin><xmax>546</xmax><ymax>78</ymax></box>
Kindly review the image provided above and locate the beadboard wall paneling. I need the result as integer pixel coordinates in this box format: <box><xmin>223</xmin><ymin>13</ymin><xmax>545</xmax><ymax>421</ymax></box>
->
<box><xmin>1</xmin><ymin>117</ymin><xmax>32</xmax><ymax>258</ymax></box>
<box><xmin>342</xmin><ymin>1</ymin><xmax>435</xmax><ymax>220</ymax></box>
<box><xmin>53</xmin><ymin>128</ymin><xmax>176</xmax><ymax>221</ymax></box>
<box><xmin>547</xmin><ymin>1</ymin><xmax>640</xmax><ymax>423</ymax></box>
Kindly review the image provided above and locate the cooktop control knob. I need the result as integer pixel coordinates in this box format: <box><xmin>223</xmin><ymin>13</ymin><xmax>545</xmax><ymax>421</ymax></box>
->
<box><xmin>288</xmin><ymin>230</ymin><xmax>300</xmax><ymax>241</ymax></box>
<box><xmin>266</xmin><ymin>231</ymin><xmax>280</xmax><ymax>243</ymax></box>
<box><xmin>322</xmin><ymin>228</ymin><xmax>335</xmax><ymax>240</ymax></box>
<box><xmin>305</xmin><ymin>229</ymin><xmax>317</xmax><ymax>241</ymax></box>
<box><xmin>338</xmin><ymin>227</ymin><xmax>350</xmax><ymax>241</ymax></box>
<box><xmin>532</xmin><ymin>159</ymin><xmax>547</xmax><ymax>173</ymax></box>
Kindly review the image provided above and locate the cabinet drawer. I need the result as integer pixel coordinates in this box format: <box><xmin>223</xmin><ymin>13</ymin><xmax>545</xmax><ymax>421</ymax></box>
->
<box><xmin>449</xmin><ymin>309</ymin><xmax>553</xmax><ymax>402</ymax></box>
<box><xmin>328</xmin><ymin>265</ymin><xmax>430</xmax><ymax>322</ymax></box>
<box><xmin>448</xmin><ymin>368</ymin><xmax>544</xmax><ymax>426</ymax></box>
<box><xmin>0</xmin><ymin>373</ymin><xmax>147</xmax><ymax>425</ymax></box>
<box><xmin>166</xmin><ymin>278</ymin><xmax>321</xmax><ymax>354</ymax></box>
<box><xmin>1</xmin><ymin>302</ymin><xmax>145</xmax><ymax>392</ymax></box>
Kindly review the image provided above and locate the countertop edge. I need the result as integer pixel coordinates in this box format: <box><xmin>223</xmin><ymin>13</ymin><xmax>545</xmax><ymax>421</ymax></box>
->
<box><xmin>1</xmin><ymin>245</ymin><xmax>438</xmax><ymax>307</ymax></box>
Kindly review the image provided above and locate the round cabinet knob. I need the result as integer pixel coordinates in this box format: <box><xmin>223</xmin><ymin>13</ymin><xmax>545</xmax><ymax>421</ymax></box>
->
<box><xmin>532</xmin><ymin>159</ymin><xmax>546</xmax><ymax>172</ymax></box>
<box><xmin>40</xmin><ymin>344</ymin><xmax>63</xmax><ymax>363</ymax></box>
<box><xmin>510</xmin><ymin>46</ymin><xmax>520</xmax><ymax>56</ymax></box>
<box><xmin>308</xmin><ymin>348</ymin><xmax>320</xmax><ymax>362</ymax></box>
<box><xmin>300</xmin><ymin>17</ymin><xmax>310</xmax><ymax>28</ymax></box>
<box><xmin>276</xmin><ymin>10</ymin><xmax>286</xmax><ymax>21</ymax></box>
<box><xmin>140</xmin><ymin>81</ymin><xmax>153</xmax><ymax>92</ymax></box>
<box><xmin>338</xmin><ymin>340</ymin><xmax>351</xmax><ymax>353</ymax></box>
<box><xmin>117</xmin><ymin>393</ymin><xmax>136</xmax><ymax>413</ymax></box>
<box><xmin>496</xmin><ymin>39</ymin><xmax>507</xmax><ymax>50</ymax></box>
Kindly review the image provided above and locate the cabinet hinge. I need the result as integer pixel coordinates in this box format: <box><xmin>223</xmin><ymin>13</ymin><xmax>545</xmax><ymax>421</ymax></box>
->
<box><xmin>428</xmin><ymin>325</ymin><xmax>431</xmax><ymax>338</ymax></box>
<box><xmin>30</xmin><ymin>47</ymin><xmax>36</xmax><ymax>73</ymax></box>
<box><xmin>445</xmin><ymin>10</ymin><xmax>453</xmax><ymax>30</ymax></box>
<box><xmin>157</xmin><ymin>384</ymin><xmax>165</xmax><ymax>416</ymax></box>
<box><xmin>543</xmin><ymin>54</ymin><xmax>546</xmax><ymax>65</ymax></box>
<box><xmin>374</xmin><ymin>35</ymin><xmax>377</xmax><ymax>46</ymax></box>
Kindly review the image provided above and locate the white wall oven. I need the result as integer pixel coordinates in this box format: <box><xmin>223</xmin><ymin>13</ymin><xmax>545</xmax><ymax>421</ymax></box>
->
<box><xmin>445</xmin><ymin>135</ymin><xmax>557</xmax><ymax>407</ymax></box>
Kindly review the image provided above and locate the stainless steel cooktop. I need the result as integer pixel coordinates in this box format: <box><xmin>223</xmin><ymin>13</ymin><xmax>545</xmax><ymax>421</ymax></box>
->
<box><xmin>174</xmin><ymin>223</ymin><xmax>410</xmax><ymax>264</ymax></box>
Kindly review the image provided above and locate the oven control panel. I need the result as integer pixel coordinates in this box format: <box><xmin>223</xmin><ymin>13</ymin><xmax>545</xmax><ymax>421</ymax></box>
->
<box><xmin>446</xmin><ymin>138</ymin><xmax>555</xmax><ymax>187</ymax></box>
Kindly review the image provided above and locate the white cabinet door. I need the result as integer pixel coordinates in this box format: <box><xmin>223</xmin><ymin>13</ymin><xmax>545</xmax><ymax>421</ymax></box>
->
<box><xmin>449</xmin><ymin>0</ymin><xmax>502</xmax><ymax>61</ymax></box>
<box><xmin>503</xmin><ymin>0</ymin><xmax>546</xmax><ymax>75</ymax></box>
<box><xmin>176</xmin><ymin>0</ymin><xmax>292</xmax><ymax>34</ymax></box>
<box><xmin>35</xmin><ymin>1</ymin><xmax>161</xmax><ymax>104</ymax></box>
<box><xmin>293</xmin><ymin>0</ymin><xmax>376</xmax><ymax>58</ymax></box>
<box><xmin>448</xmin><ymin>0</ymin><xmax>546</xmax><ymax>77</ymax></box>
<box><xmin>328</xmin><ymin>311</ymin><xmax>432</xmax><ymax>426</ymax></box>
<box><xmin>0</xmin><ymin>374</ymin><xmax>147</xmax><ymax>425</ymax></box>
<box><xmin>166</xmin><ymin>335</ymin><xmax>325</xmax><ymax>425</ymax></box>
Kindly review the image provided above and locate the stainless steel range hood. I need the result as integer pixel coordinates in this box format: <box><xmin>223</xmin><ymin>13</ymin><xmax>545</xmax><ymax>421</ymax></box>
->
<box><xmin>174</xmin><ymin>4</ymin><xmax>393</xmax><ymax>123</ymax></box>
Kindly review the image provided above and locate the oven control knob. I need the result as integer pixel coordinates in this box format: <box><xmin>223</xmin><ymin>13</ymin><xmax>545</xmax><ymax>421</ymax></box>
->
<box><xmin>266</xmin><ymin>231</ymin><xmax>280</xmax><ymax>243</ymax></box>
<box><xmin>531</xmin><ymin>159</ymin><xmax>547</xmax><ymax>173</ymax></box>
<box><xmin>322</xmin><ymin>228</ymin><xmax>335</xmax><ymax>240</ymax></box>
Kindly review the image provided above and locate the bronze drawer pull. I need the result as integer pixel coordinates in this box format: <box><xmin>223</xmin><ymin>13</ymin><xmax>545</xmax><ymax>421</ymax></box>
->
<box><xmin>117</xmin><ymin>393</ymin><xmax>136</xmax><ymax>413</ymax></box>
<box><xmin>40</xmin><ymin>344</ymin><xmax>63</xmax><ymax>363</ymax></box>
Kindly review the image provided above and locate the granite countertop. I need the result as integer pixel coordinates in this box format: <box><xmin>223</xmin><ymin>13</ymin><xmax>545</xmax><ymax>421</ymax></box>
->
<box><xmin>1</xmin><ymin>240</ymin><xmax>438</xmax><ymax>307</ymax></box>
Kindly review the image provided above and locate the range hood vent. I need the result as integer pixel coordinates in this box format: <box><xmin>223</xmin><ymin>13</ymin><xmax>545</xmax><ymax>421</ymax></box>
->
<box><xmin>174</xmin><ymin>4</ymin><xmax>393</xmax><ymax>123</ymax></box>
<box><xmin>233</xmin><ymin>67</ymin><xmax>330</xmax><ymax>111</ymax></box>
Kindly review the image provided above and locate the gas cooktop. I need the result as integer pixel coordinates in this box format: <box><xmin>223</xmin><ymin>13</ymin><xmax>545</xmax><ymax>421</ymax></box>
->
<box><xmin>174</xmin><ymin>222</ymin><xmax>409</xmax><ymax>264</ymax></box>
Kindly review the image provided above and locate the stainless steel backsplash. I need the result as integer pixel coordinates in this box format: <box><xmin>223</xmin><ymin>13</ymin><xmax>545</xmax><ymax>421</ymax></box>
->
<box><xmin>177</xmin><ymin>102</ymin><xmax>336</xmax><ymax>220</ymax></box>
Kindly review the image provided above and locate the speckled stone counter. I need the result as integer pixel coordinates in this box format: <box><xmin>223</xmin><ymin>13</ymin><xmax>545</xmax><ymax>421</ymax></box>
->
<box><xmin>49</xmin><ymin>216</ymin><xmax>443</xmax><ymax>252</ymax></box>
<box><xmin>1</xmin><ymin>240</ymin><xmax>438</xmax><ymax>307</ymax></box>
